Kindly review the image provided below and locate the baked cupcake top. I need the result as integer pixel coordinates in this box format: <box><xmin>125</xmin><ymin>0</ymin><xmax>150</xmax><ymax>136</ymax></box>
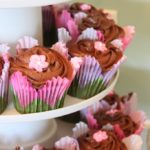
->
<box><xmin>10</xmin><ymin>46</ymin><xmax>73</xmax><ymax>89</ymax></box>
<box><xmin>78</xmin><ymin>130</ymin><xmax>127</xmax><ymax>150</ymax></box>
<box><xmin>67</xmin><ymin>40</ymin><xmax>123</xmax><ymax>72</ymax></box>
<box><xmin>94</xmin><ymin>110</ymin><xmax>138</xmax><ymax>137</ymax></box>
<box><xmin>69</xmin><ymin>2</ymin><xmax>96</xmax><ymax>14</ymax></box>
<box><xmin>0</xmin><ymin>57</ymin><xmax>4</xmax><ymax>76</ymax></box>
<box><xmin>79</xmin><ymin>10</ymin><xmax>125</xmax><ymax>43</ymax></box>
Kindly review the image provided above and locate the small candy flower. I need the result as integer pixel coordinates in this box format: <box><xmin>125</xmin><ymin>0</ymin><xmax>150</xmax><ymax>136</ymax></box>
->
<box><xmin>93</xmin><ymin>130</ymin><xmax>108</xmax><ymax>142</ymax></box>
<box><xmin>80</xmin><ymin>4</ymin><xmax>92</xmax><ymax>11</ymax></box>
<box><xmin>94</xmin><ymin>41</ymin><xmax>107</xmax><ymax>52</ymax></box>
<box><xmin>29</xmin><ymin>55</ymin><xmax>49</xmax><ymax>72</ymax></box>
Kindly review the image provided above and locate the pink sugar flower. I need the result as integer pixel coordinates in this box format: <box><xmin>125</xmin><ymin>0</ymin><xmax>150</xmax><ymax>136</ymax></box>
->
<box><xmin>80</xmin><ymin>4</ymin><xmax>92</xmax><ymax>11</ymax></box>
<box><xmin>29</xmin><ymin>55</ymin><xmax>49</xmax><ymax>72</ymax></box>
<box><xmin>93</xmin><ymin>131</ymin><xmax>108</xmax><ymax>142</ymax></box>
<box><xmin>94</xmin><ymin>41</ymin><xmax>107</xmax><ymax>52</ymax></box>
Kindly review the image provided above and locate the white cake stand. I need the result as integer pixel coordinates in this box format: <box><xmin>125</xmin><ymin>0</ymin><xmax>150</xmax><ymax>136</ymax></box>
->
<box><xmin>0</xmin><ymin>1</ymin><xmax>119</xmax><ymax>149</ymax></box>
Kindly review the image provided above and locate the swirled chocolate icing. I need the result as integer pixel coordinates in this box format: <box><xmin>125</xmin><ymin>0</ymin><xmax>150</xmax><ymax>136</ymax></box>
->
<box><xmin>10</xmin><ymin>46</ymin><xmax>73</xmax><ymax>89</ymax></box>
<box><xmin>67</xmin><ymin>40</ymin><xmax>123</xmax><ymax>72</ymax></box>
<box><xmin>0</xmin><ymin>57</ymin><xmax>4</xmax><ymax>76</ymax></box>
<box><xmin>69</xmin><ymin>3</ymin><xmax>96</xmax><ymax>14</ymax></box>
<box><xmin>79</xmin><ymin>10</ymin><xmax>125</xmax><ymax>43</ymax></box>
<box><xmin>104</xmin><ymin>92</ymin><xmax>121</xmax><ymax>109</ymax></box>
<box><xmin>94</xmin><ymin>111</ymin><xmax>138</xmax><ymax>137</ymax></box>
<box><xmin>78</xmin><ymin>130</ymin><xmax>127</xmax><ymax>150</ymax></box>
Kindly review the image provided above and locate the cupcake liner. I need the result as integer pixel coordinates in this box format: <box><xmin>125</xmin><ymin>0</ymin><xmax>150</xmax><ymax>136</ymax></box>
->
<box><xmin>72</xmin><ymin>122</ymin><xmax>89</xmax><ymax>138</ymax></box>
<box><xmin>51</xmin><ymin>41</ymin><xmax>69</xmax><ymax>58</ymax></box>
<box><xmin>67</xmin><ymin>19</ymin><xmax>79</xmax><ymax>40</ymax></box>
<box><xmin>16</xmin><ymin>36</ymin><xmax>38</xmax><ymax>53</ymax></box>
<box><xmin>120</xmin><ymin>93</ymin><xmax>146</xmax><ymax>135</ymax></box>
<box><xmin>11</xmin><ymin>71</ymin><xmax>70</xmax><ymax>113</ymax></box>
<box><xmin>0</xmin><ymin>44</ymin><xmax>10</xmax><ymax>113</ymax></box>
<box><xmin>111</xmin><ymin>39</ymin><xmax>123</xmax><ymax>51</ymax></box>
<box><xmin>74</xmin><ymin>12</ymin><xmax>87</xmax><ymax>24</ymax></box>
<box><xmin>70</xmin><ymin>57</ymin><xmax>83</xmax><ymax>79</ymax></box>
<box><xmin>122</xmin><ymin>26</ymin><xmax>135</xmax><ymax>51</ymax></box>
<box><xmin>103</xmin><ymin>55</ymin><xmax>127</xmax><ymax>86</ymax></box>
<box><xmin>68</xmin><ymin>56</ymin><xmax>103</xmax><ymax>99</ymax></box>
<box><xmin>56</xmin><ymin>10</ymin><xmax>72</xmax><ymax>28</ymax></box>
<box><xmin>122</xmin><ymin>134</ymin><xmax>143</xmax><ymax>150</ymax></box>
<box><xmin>55</xmin><ymin>136</ymin><xmax>80</xmax><ymax>150</ymax></box>
<box><xmin>78</xmin><ymin>28</ymin><xmax>99</xmax><ymax>41</ymax></box>
<box><xmin>58</xmin><ymin>28</ymin><xmax>72</xmax><ymax>43</ymax></box>
<box><xmin>81</xmin><ymin>100</ymin><xmax>115</xmax><ymax>129</ymax></box>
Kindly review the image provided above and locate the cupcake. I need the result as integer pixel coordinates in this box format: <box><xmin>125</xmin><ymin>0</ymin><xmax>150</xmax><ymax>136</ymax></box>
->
<box><xmin>60</xmin><ymin>28</ymin><xmax>126</xmax><ymax>99</ymax></box>
<box><xmin>0</xmin><ymin>44</ymin><xmax>10</xmax><ymax>113</ymax></box>
<box><xmin>82</xmin><ymin>92</ymin><xmax>146</xmax><ymax>138</ymax></box>
<box><xmin>10</xmin><ymin>36</ymin><xmax>81</xmax><ymax>113</ymax></box>
<box><xmin>72</xmin><ymin>122</ymin><xmax>143</xmax><ymax>150</ymax></box>
<box><xmin>55</xmin><ymin>2</ymin><xmax>135</xmax><ymax>50</ymax></box>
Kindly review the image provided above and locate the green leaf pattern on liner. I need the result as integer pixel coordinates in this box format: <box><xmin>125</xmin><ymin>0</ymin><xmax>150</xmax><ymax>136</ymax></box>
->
<box><xmin>11</xmin><ymin>87</ymin><xmax>66</xmax><ymax>114</ymax></box>
<box><xmin>68</xmin><ymin>77</ymin><xmax>105</xmax><ymax>99</ymax></box>
<box><xmin>0</xmin><ymin>96</ymin><xmax>7</xmax><ymax>114</ymax></box>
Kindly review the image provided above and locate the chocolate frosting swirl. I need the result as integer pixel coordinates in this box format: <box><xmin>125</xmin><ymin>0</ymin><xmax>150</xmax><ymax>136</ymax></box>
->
<box><xmin>10</xmin><ymin>46</ymin><xmax>73</xmax><ymax>89</ymax></box>
<box><xmin>0</xmin><ymin>57</ymin><xmax>4</xmax><ymax>76</ymax></box>
<box><xmin>67</xmin><ymin>40</ymin><xmax>123</xmax><ymax>72</ymax></box>
<box><xmin>79</xmin><ymin>10</ymin><xmax>125</xmax><ymax>43</ymax></box>
<box><xmin>104</xmin><ymin>92</ymin><xmax>121</xmax><ymax>109</ymax></box>
<box><xmin>94</xmin><ymin>111</ymin><xmax>138</xmax><ymax>137</ymax></box>
<box><xmin>78</xmin><ymin>130</ymin><xmax>127</xmax><ymax>150</ymax></box>
<box><xmin>69</xmin><ymin>3</ymin><xmax>96</xmax><ymax>14</ymax></box>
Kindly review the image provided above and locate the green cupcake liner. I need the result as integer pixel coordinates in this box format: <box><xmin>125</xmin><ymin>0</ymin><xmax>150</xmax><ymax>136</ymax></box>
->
<box><xmin>12</xmin><ymin>89</ymin><xmax>66</xmax><ymax>114</ymax></box>
<box><xmin>0</xmin><ymin>96</ymin><xmax>8</xmax><ymax>114</ymax></box>
<box><xmin>68</xmin><ymin>77</ymin><xmax>105</xmax><ymax>99</ymax></box>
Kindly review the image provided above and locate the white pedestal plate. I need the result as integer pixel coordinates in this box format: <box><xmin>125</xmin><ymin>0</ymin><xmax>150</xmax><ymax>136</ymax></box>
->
<box><xmin>0</xmin><ymin>1</ymin><xmax>119</xmax><ymax>149</ymax></box>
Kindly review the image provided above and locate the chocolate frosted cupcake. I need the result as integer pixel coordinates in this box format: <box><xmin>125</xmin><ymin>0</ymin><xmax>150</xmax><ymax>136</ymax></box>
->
<box><xmin>0</xmin><ymin>44</ymin><xmax>10</xmax><ymax>113</ymax></box>
<box><xmin>94</xmin><ymin>110</ymin><xmax>138</xmax><ymax>137</ymax></box>
<box><xmin>66</xmin><ymin>34</ymin><xmax>125</xmax><ymax>98</ymax></box>
<box><xmin>78</xmin><ymin>130</ymin><xmax>127</xmax><ymax>150</ymax></box>
<box><xmin>72</xmin><ymin>122</ymin><xmax>127</xmax><ymax>150</ymax></box>
<box><xmin>10</xmin><ymin>36</ymin><xmax>76</xmax><ymax>114</ymax></box>
<box><xmin>79</xmin><ymin>9</ymin><xmax>125</xmax><ymax>43</ymax></box>
<box><xmin>67</xmin><ymin>40</ymin><xmax>123</xmax><ymax>72</ymax></box>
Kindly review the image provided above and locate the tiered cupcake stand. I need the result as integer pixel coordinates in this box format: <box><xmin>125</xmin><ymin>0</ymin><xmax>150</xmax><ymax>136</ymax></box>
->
<box><xmin>0</xmin><ymin>0</ymin><xmax>121</xmax><ymax>149</ymax></box>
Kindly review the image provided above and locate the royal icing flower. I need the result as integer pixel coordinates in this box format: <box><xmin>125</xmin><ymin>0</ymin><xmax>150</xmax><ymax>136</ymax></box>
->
<box><xmin>80</xmin><ymin>4</ymin><xmax>92</xmax><ymax>11</ymax></box>
<box><xmin>29</xmin><ymin>54</ymin><xmax>49</xmax><ymax>72</ymax></box>
<box><xmin>93</xmin><ymin>131</ymin><xmax>108</xmax><ymax>142</ymax></box>
<box><xmin>94</xmin><ymin>41</ymin><xmax>107</xmax><ymax>52</ymax></box>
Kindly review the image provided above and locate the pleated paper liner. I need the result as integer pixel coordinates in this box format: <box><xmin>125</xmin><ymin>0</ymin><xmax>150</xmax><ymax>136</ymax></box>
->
<box><xmin>10</xmin><ymin>71</ymin><xmax>69</xmax><ymax>114</ymax></box>
<box><xmin>12</xmin><ymin>89</ymin><xmax>66</xmax><ymax>114</ymax></box>
<box><xmin>68</xmin><ymin>56</ymin><xmax>104</xmax><ymax>99</ymax></box>
<box><xmin>0</xmin><ymin>67</ymin><xmax>9</xmax><ymax>113</ymax></box>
